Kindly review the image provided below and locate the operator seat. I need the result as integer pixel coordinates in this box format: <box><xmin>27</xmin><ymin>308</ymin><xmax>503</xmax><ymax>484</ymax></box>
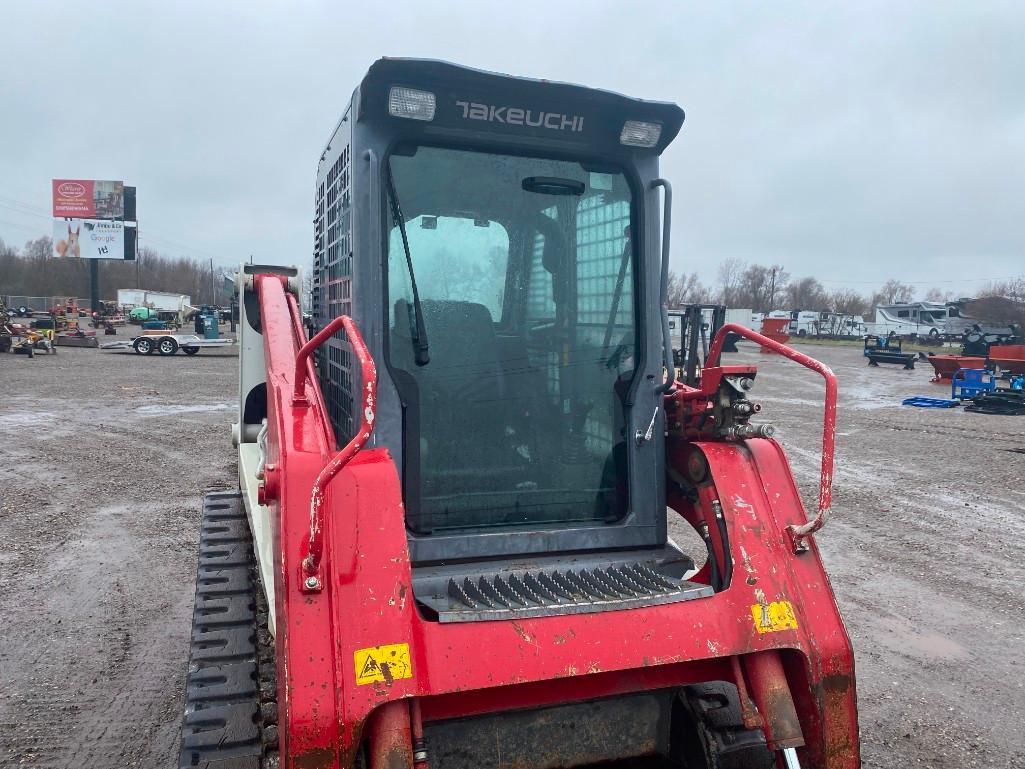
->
<box><xmin>391</xmin><ymin>299</ymin><xmax>535</xmax><ymax>530</ymax></box>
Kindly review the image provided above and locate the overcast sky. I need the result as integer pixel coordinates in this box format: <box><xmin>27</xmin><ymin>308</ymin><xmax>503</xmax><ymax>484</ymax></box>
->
<box><xmin>1</xmin><ymin>1</ymin><xmax>1022</xmax><ymax>297</ymax></box>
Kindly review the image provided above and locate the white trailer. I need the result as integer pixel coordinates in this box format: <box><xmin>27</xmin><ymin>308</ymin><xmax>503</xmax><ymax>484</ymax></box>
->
<box><xmin>724</xmin><ymin>308</ymin><xmax>757</xmax><ymax>328</ymax></box>
<box><xmin>100</xmin><ymin>333</ymin><xmax>234</xmax><ymax>356</ymax></box>
<box><xmin>117</xmin><ymin>289</ymin><xmax>193</xmax><ymax>312</ymax></box>
<box><xmin>787</xmin><ymin>310</ymin><xmax>820</xmax><ymax>337</ymax></box>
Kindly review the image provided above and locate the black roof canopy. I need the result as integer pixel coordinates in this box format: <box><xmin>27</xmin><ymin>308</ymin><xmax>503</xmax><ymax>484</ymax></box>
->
<box><xmin>355</xmin><ymin>58</ymin><xmax>685</xmax><ymax>156</ymax></box>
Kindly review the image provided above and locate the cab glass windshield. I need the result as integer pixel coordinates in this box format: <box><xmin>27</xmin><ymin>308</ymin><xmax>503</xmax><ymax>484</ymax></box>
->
<box><xmin>386</xmin><ymin>146</ymin><xmax>637</xmax><ymax>534</ymax></box>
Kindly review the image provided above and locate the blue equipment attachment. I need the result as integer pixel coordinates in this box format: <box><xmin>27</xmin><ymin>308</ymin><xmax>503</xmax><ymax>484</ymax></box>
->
<box><xmin>864</xmin><ymin>335</ymin><xmax>916</xmax><ymax>369</ymax></box>
<box><xmin>951</xmin><ymin>368</ymin><xmax>997</xmax><ymax>400</ymax></box>
<box><xmin>901</xmin><ymin>397</ymin><xmax>959</xmax><ymax>408</ymax></box>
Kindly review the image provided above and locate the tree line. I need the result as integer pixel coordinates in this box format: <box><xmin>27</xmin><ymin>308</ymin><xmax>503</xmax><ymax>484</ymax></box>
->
<box><xmin>668</xmin><ymin>258</ymin><xmax>1024</xmax><ymax>315</ymax></box>
<box><xmin>0</xmin><ymin>236</ymin><xmax>227</xmax><ymax>304</ymax></box>
<box><xmin>3</xmin><ymin>233</ymin><xmax>1021</xmax><ymax>317</ymax></box>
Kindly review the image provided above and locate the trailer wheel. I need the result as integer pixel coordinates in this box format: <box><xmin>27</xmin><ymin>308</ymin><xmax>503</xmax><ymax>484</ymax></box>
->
<box><xmin>183</xmin><ymin>346</ymin><xmax>200</xmax><ymax>356</ymax></box>
<box><xmin>673</xmin><ymin>682</ymin><xmax>775</xmax><ymax>769</ymax></box>
<box><xmin>133</xmin><ymin>337</ymin><xmax>154</xmax><ymax>355</ymax></box>
<box><xmin>158</xmin><ymin>337</ymin><xmax>179</xmax><ymax>356</ymax></box>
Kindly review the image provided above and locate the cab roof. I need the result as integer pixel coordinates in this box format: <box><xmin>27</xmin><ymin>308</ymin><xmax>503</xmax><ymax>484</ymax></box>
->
<box><xmin>355</xmin><ymin>58</ymin><xmax>685</xmax><ymax>155</ymax></box>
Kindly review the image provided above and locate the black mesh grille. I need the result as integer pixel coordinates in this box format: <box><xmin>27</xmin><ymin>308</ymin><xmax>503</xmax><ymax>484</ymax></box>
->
<box><xmin>314</xmin><ymin>111</ymin><xmax>354</xmax><ymax>443</ymax></box>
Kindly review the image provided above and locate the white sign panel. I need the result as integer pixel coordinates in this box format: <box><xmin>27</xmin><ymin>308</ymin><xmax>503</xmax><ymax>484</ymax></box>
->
<box><xmin>52</xmin><ymin>218</ymin><xmax>126</xmax><ymax>260</ymax></box>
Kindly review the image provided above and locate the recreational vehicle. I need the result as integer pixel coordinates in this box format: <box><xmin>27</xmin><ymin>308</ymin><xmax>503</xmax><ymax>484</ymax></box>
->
<box><xmin>870</xmin><ymin>302</ymin><xmax>949</xmax><ymax>338</ymax></box>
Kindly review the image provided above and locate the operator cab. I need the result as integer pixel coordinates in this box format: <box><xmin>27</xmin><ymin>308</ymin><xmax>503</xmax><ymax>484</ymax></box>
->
<box><xmin>314</xmin><ymin>59</ymin><xmax>696</xmax><ymax>619</ymax></box>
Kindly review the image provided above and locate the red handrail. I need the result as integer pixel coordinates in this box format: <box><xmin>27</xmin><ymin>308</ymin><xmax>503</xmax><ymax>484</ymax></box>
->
<box><xmin>294</xmin><ymin>315</ymin><xmax>352</xmax><ymax>405</ymax></box>
<box><xmin>297</xmin><ymin>315</ymin><xmax>378</xmax><ymax>591</ymax></box>
<box><xmin>707</xmin><ymin>323</ymin><xmax>837</xmax><ymax>554</ymax></box>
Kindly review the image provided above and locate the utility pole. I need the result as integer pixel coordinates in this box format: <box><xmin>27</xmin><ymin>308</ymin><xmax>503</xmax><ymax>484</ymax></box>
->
<box><xmin>89</xmin><ymin>259</ymin><xmax>100</xmax><ymax>313</ymax></box>
<box><xmin>210</xmin><ymin>257</ymin><xmax>215</xmax><ymax>305</ymax></box>
<box><xmin>768</xmin><ymin>266</ymin><xmax>777</xmax><ymax>311</ymax></box>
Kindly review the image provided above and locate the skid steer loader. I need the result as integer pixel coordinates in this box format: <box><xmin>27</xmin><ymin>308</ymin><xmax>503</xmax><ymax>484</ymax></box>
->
<box><xmin>179</xmin><ymin>58</ymin><xmax>859</xmax><ymax>769</ymax></box>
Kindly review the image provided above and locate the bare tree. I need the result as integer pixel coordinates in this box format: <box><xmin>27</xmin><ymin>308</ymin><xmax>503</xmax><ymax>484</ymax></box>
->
<box><xmin>0</xmin><ymin>234</ymin><xmax>230</xmax><ymax>301</ymax></box>
<box><xmin>734</xmin><ymin>264</ymin><xmax>788</xmax><ymax>312</ymax></box>
<box><xmin>959</xmin><ymin>295</ymin><xmax>1025</xmax><ymax>327</ymax></box>
<box><xmin>979</xmin><ymin>277</ymin><xmax>1025</xmax><ymax>302</ymax></box>
<box><xmin>924</xmin><ymin>287</ymin><xmax>954</xmax><ymax>302</ymax></box>
<box><xmin>871</xmin><ymin>278</ymin><xmax>916</xmax><ymax>306</ymax></box>
<box><xmin>667</xmin><ymin>270</ymin><xmax>710</xmax><ymax>307</ymax></box>
<box><xmin>22</xmin><ymin>236</ymin><xmax>53</xmax><ymax>261</ymax></box>
<box><xmin>786</xmin><ymin>276</ymin><xmax>829</xmax><ymax>310</ymax></box>
<box><xmin>831</xmin><ymin>288</ymin><xmax>869</xmax><ymax>315</ymax></box>
<box><xmin>716</xmin><ymin>258</ymin><xmax>744</xmax><ymax>306</ymax></box>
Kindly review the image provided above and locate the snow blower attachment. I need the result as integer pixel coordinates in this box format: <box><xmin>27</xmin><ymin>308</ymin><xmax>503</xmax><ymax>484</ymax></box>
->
<box><xmin>180</xmin><ymin>59</ymin><xmax>860</xmax><ymax>769</ymax></box>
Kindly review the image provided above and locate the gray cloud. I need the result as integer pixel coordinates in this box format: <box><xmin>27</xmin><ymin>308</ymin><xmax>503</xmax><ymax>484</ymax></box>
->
<box><xmin>1</xmin><ymin>1</ymin><xmax>1022</xmax><ymax>295</ymax></box>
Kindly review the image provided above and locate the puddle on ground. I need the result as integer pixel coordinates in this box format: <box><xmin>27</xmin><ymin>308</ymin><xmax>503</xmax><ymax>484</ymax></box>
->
<box><xmin>0</xmin><ymin>411</ymin><xmax>58</xmax><ymax>428</ymax></box>
<box><xmin>889</xmin><ymin>627</ymin><xmax>968</xmax><ymax>660</ymax></box>
<box><xmin>870</xmin><ymin>608</ymin><xmax>970</xmax><ymax>662</ymax></box>
<box><xmin>134</xmin><ymin>403</ymin><xmax>233</xmax><ymax>416</ymax></box>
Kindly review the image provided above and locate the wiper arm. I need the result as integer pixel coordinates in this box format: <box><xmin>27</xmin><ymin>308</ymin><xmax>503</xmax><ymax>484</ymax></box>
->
<box><xmin>386</xmin><ymin>168</ymin><xmax>430</xmax><ymax>366</ymax></box>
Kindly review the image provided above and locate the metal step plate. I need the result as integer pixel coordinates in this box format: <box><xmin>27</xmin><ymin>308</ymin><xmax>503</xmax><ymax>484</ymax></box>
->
<box><xmin>418</xmin><ymin>561</ymin><xmax>712</xmax><ymax>622</ymax></box>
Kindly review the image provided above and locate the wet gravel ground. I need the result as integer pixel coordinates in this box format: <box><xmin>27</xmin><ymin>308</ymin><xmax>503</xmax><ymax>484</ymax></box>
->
<box><xmin>0</xmin><ymin>330</ymin><xmax>237</xmax><ymax>769</ymax></box>
<box><xmin>1</xmin><ymin>334</ymin><xmax>1023</xmax><ymax>768</ymax></box>
<box><xmin>734</xmin><ymin>341</ymin><xmax>1025</xmax><ymax>769</ymax></box>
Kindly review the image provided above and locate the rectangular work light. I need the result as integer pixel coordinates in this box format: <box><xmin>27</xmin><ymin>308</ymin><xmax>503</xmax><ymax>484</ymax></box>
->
<box><xmin>388</xmin><ymin>87</ymin><xmax>436</xmax><ymax>121</ymax></box>
<box><xmin>620</xmin><ymin>120</ymin><xmax>662</xmax><ymax>148</ymax></box>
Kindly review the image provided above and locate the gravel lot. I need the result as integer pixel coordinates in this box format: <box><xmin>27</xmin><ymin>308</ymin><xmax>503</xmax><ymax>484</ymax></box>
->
<box><xmin>741</xmin><ymin>342</ymin><xmax>1025</xmax><ymax>769</ymax></box>
<box><xmin>0</xmin><ymin>334</ymin><xmax>1023</xmax><ymax>768</ymax></box>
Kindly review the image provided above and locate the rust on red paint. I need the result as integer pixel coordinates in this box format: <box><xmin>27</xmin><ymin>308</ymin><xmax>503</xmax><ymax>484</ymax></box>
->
<box><xmin>294</xmin><ymin>747</ymin><xmax>339</xmax><ymax>769</ymax></box>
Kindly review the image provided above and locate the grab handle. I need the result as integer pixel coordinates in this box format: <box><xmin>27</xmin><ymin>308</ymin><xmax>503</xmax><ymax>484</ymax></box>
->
<box><xmin>652</xmin><ymin>179</ymin><xmax>676</xmax><ymax>394</ymax></box>
<box><xmin>297</xmin><ymin>315</ymin><xmax>378</xmax><ymax>591</ymax></box>
<box><xmin>707</xmin><ymin>324</ymin><xmax>837</xmax><ymax>553</ymax></box>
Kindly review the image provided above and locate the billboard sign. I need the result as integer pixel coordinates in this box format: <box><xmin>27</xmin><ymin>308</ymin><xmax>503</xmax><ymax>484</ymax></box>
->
<box><xmin>52</xmin><ymin>218</ymin><xmax>128</xmax><ymax>260</ymax></box>
<box><xmin>52</xmin><ymin>179</ymin><xmax>125</xmax><ymax>219</ymax></box>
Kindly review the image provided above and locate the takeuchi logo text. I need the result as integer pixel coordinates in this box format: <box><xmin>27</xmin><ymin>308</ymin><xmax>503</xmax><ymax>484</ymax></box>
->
<box><xmin>455</xmin><ymin>100</ymin><xmax>584</xmax><ymax>133</ymax></box>
<box><xmin>58</xmin><ymin>182</ymin><xmax>87</xmax><ymax>197</ymax></box>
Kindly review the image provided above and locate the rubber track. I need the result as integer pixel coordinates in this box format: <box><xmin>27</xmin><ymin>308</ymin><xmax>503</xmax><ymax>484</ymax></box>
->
<box><xmin>681</xmin><ymin>682</ymin><xmax>775</xmax><ymax>769</ymax></box>
<box><xmin>179</xmin><ymin>491</ymin><xmax>279</xmax><ymax>769</ymax></box>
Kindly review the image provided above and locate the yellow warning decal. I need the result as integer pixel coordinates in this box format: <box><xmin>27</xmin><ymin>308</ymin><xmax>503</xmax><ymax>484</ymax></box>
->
<box><xmin>354</xmin><ymin>643</ymin><xmax>413</xmax><ymax>686</ymax></box>
<box><xmin>751</xmin><ymin>600</ymin><xmax>799</xmax><ymax>634</ymax></box>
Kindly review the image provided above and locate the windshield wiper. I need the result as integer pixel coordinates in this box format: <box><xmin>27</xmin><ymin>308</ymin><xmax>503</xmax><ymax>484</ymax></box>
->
<box><xmin>386</xmin><ymin>168</ymin><xmax>430</xmax><ymax>366</ymax></box>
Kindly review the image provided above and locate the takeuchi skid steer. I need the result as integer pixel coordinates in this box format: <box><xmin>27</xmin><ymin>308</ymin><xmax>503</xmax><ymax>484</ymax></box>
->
<box><xmin>179</xmin><ymin>59</ymin><xmax>859</xmax><ymax>769</ymax></box>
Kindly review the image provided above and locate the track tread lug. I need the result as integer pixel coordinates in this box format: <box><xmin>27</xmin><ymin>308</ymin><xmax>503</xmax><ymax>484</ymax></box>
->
<box><xmin>180</xmin><ymin>491</ymin><xmax>278</xmax><ymax>769</ymax></box>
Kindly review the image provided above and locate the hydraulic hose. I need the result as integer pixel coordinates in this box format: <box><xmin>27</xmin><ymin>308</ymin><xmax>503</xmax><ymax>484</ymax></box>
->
<box><xmin>712</xmin><ymin>499</ymin><xmax>733</xmax><ymax>589</ymax></box>
<box><xmin>699</xmin><ymin>521</ymin><xmax>721</xmax><ymax>592</ymax></box>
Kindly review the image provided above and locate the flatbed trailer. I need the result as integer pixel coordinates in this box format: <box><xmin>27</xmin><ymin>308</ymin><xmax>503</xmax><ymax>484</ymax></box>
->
<box><xmin>100</xmin><ymin>333</ymin><xmax>235</xmax><ymax>356</ymax></box>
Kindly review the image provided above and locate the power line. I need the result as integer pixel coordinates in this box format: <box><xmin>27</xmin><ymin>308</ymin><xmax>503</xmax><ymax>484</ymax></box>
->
<box><xmin>0</xmin><ymin>193</ymin><xmax>237</xmax><ymax>264</ymax></box>
<box><xmin>0</xmin><ymin>201</ymin><xmax>50</xmax><ymax>220</ymax></box>
<box><xmin>0</xmin><ymin>217</ymin><xmax>47</xmax><ymax>235</ymax></box>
